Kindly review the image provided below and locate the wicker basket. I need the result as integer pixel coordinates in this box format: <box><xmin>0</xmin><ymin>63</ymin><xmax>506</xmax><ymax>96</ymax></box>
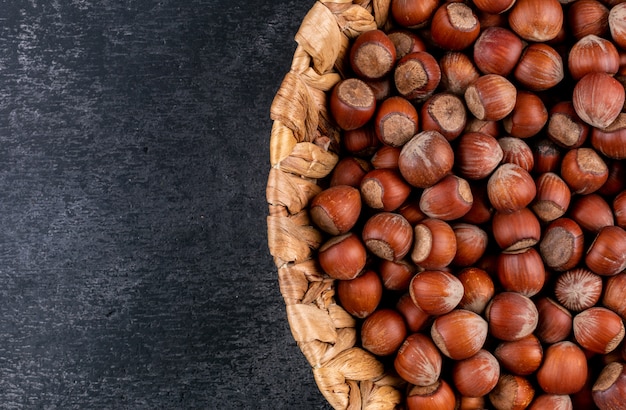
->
<box><xmin>266</xmin><ymin>1</ymin><xmax>404</xmax><ymax>408</ymax></box>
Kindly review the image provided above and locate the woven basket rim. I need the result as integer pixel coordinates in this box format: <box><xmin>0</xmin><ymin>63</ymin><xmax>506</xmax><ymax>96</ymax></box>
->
<box><xmin>266</xmin><ymin>1</ymin><xmax>403</xmax><ymax>409</ymax></box>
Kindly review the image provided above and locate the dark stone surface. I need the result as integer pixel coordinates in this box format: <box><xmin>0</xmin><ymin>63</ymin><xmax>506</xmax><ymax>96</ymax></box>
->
<box><xmin>0</xmin><ymin>0</ymin><xmax>330</xmax><ymax>408</ymax></box>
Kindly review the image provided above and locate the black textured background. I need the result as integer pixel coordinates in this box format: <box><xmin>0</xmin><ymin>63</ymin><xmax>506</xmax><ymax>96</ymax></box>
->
<box><xmin>0</xmin><ymin>0</ymin><xmax>331</xmax><ymax>408</ymax></box>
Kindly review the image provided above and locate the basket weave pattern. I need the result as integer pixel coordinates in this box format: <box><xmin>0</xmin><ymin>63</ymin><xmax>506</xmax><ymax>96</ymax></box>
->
<box><xmin>267</xmin><ymin>1</ymin><xmax>404</xmax><ymax>409</ymax></box>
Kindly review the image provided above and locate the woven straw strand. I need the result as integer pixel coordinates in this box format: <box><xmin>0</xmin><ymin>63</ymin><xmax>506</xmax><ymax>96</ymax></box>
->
<box><xmin>267</xmin><ymin>1</ymin><xmax>403</xmax><ymax>409</ymax></box>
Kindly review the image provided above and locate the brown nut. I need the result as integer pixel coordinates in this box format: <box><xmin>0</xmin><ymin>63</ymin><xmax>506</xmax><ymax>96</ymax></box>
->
<box><xmin>572</xmin><ymin>72</ymin><xmax>625</xmax><ymax>129</ymax></box>
<box><xmin>508</xmin><ymin>0</ymin><xmax>564</xmax><ymax>42</ymax></box>
<box><xmin>394</xmin><ymin>333</ymin><xmax>442</xmax><ymax>386</ymax></box>
<box><xmin>457</xmin><ymin>267</ymin><xmax>495</xmax><ymax>315</ymax></box>
<box><xmin>452</xmin><ymin>349</ymin><xmax>500</xmax><ymax>398</ymax></box>
<box><xmin>361</xmin><ymin>308</ymin><xmax>408</xmax><ymax>356</ymax></box>
<box><xmin>419</xmin><ymin>174</ymin><xmax>473</xmax><ymax>221</ymax></box>
<box><xmin>539</xmin><ymin>217</ymin><xmax>585</xmax><ymax>271</ymax></box>
<box><xmin>573</xmin><ymin>306</ymin><xmax>625</xmax><ymax>354</ymax></box>
<box><xmin>431</xmin><ymin>309</ymin><xmax>489</xmax><ymax>360</ymax></box>
<box><xmin>398</xmin><ymin>130</ymin><xmax>454</xmax><ymax>188</ymax></box>
<box><xmin>487</xmin><ymin>163</ymin><xmax>537</xmax><ymax>213</ymax></box>
<box><xmin>336</xmin><ymin>270</ymin><xmax>383</xmax><ymax>319</ymax></box>
<box><xmin>318</xmin><ymin>232</ymin><xmax>367</xmax><ymax>280</ymax></box>
<box><xmin>494</xmin><ymin>334</ymin><xmax>543</xmax><ymax>376</ymax></box>
<box><xmin>464</xmin><ymin>74</ymin><xmax>517</xmax><ymax>121</ymax></box>
<box><xmin>485</xmin><ymin>291</ymin><xmax>539</xmax><ymax>342</ymax></box>
<box><xmin>585</xmin><ymin>225</ymin><xmax>626</xmax><ymax>276</ymax></box>
<box><xmin>514</xmin><ymin>43</ymin><xmax>565</xmax><ymax>91</ymax></box>
<box><xmin>362</xmin><ymin>212</ymin><xmax>413</xmax><ymax>261</ymax></box>
<box><xmin>554</xmin><ymin>268</ymin><xmax>603</xmax><ymax>312</ymax></box>
<box><xmin>455</xmin><ymin>131</ymin><xmax>503</xmax><ymax>180</ymax></box>
<box><xmin>409</xmin><ymin>269</ymin><xmax>463</xmax><ymax>316</ymax></box>
<box><xmin>537</xmin><ymin>341</ymin><xmax>588</xmax><ymax>395</ymax></box>
<box><xmin>430</xmin><ymin>2</ymin><xmax>481</xmax><ymax>51</ymax></box>
<box><xmin>310</xmin><ymin>185</ymin><xmax>362</xmax><ymax>235</ymax></box>
<box><xmin>532</xmin><ymin>172</ymin><xmax>572</xmax><ymax>222</ymax></box>
<box><xmin>411</xmin><ymin>218</ymin><xmax>457</xmax><ymax>270</ymax></box>
<box><xmin>497</xmin><ymin>247</ymin><xmax>546</xmax><ymax>298</ymax></box>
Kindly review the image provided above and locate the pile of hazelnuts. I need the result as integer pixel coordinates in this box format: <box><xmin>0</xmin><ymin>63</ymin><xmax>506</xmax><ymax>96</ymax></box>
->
<box><xmin>308</xmin><ymin>0</ymin><xmax>626</xmax><ymax>408</ymax></box>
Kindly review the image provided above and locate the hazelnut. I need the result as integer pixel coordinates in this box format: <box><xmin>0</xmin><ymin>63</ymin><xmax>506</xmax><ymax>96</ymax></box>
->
<box><xmin>411</xmin><ymin>218</ymin><xmax>457</xmax><ymax>270</ymax></box>
<box><xmin>539</xmin><ymin>217</ymin><xmax>585</xmax><ymax>271</ymax></box>
<box><xmin>394</xmin><ymin>51</ymin><xmax>441</xmax><ymax>102</ymax></box>
<box><xmin>336</xmin><ymin>270</ymin><xmax>383</xmax><ymax>319</ymax></box>
<box><xmin>310</xmin><ymin>185</ymin><xmax>362</xmax><ymax>235</ymax></box>
<box><xmin>350</xmin><ymin>29</ymin><xmax>397</xmax><ymax>80</ymax></box>
<box><xmin>452</xmin><ymin>223</ymin><xmax>488</xmax><ymax>267</ymax></box>
<box><xmin>318</xmin><ymin>232</ymin><xmax>367</xmax><ymax>280</ymax></box>
<box><xmin>406</xmin><ymin>379</ymin><xmax>456</xmax><ymax>410</ymax></box>
<box><xmin>379</xmin><ymin>258</ymin><xmax>416</xmax><ymax>292</ymax></box>
<box><xmin>464</xmin><ymin>74</ymin><xmax>517</xmax><ymax>121</ymax></box>
<box><xmin>394</xmin><ymin>333</ymin><xmax>442</xmax><ymax>386</ymax></box>
<box><xmin>603</xmin><ymin>272</ymin><xmax>626</xmax><ymax>320</ymax></box>
<box><xmin>532</xmin><ymin>138</ymin><xmax>562</xmax><ymax>175</ymax></box>
<box><xmin>462</xmin><ymin>182</ymin><xmax>494</xmax><ymax>225</ymax></box>
<box><xmin>343</xmin><ymin>125</ymin><xmax>380</xmax><ymax>157</ymax></box>
<box><xmin>536</xmin><ymin>341</ymin><xmax>588</xmax><ymax>394</ymax></box>
<box><xmin>419</xmin><ymin>174</ymin><xmax>473</xmax><ymax>221</ymax></box>
<box><xmin>560</xmin><ymin>147</ymin><xmax>609</xmax><ymax>195</ymax></box>
<box><xmin>494</xmin><ymin>334</ymin><xmax>543</xmax><ymax>376</ymax></box>
<box><xmin>530</xmin><ymin>395</ymin><xmax>573</xmax><ymax>410</ymax></box>
<box><xmin>360</xmin><ymin>168</ymin><xmax>412</xmax><ymax>211</ymax></box>
<box><xmin>498</xmin><ymin>137</ymin><xmax>535</xmax><ymax>172</ymax></box>
<box><xmin>585</xmin><ymin>225</ymin><xmax>626</xmax><ymax>276</ymax></box>
<box><xmin>497</xmin><ymin>247</ymin><xmax>546</xmax><ymax>297</ymax></box>
<box><xmin>485</xmin><ymin>291</ymin><xmax>538</xmax><ymax>342</ymax></box>
<box><xmin>430</xmin><ymin>2</ymin><xmax>481</xmax><ymax>51</ymax></box>
<box><xmin>568</xmin><ymin>34</ymin><xmax>619</xmax><ymax>81</ymax></box>
<box><xmin>398</xmin><ymin>130</ymin><xmax>454</xmax><ymax>188</ymax></box>
<box><xmin>473</xmin><ymin>26</ymin><xmax>523</xmax><ymax>76</ymax></box>
<box><xmin>420</xmin><ymin>92</ymin><xmax>467</xmax><ymax>141</ymax></box>
<box><xmin>492</xmin><ymin>207</ymin><xmax>541</xmax><ymax>252</ymax></box>
<box><xmin>370</xmin><ymin>145</ymin><xmax>401</xmax><ymax>169</ymax></box>
<box><xmin>374</xmin><ymin>96</ymin><xmax>419</xmax><ymax>147</ymax></box>
<box><xmin>457</xmin><ymin>267</ymin><xmax>495</xmax><ymax>314</ymax></box>
<box><xmin>396</xmin><ymin>292</ymin><xmax>431</xmax><ymax>333</ymax></box>
<box><xmin>489</xmin><ymin>374</ymin><xmax>535</xmax><ymax>410</ymax></box>
<box><xmin>573</xmin><ymin>307</ymin><xmax>625</xmax><ymax>354</ymax></box>
<box><xmin>502</xmin><ymin>92</ymin><xmax>548</xmax><ymax>139</ymax></box>
<box><xmin>508</xmin><ymin>0</ymin><xmax>564</xmax><ymax>42</ymax></box>
<box><xmin>431</xmin><ymin>309</ymin><xmax>489</xmax><ymax>360</ymax></box>
<box><xmin>591</xmin><ymin>112</ymin><xmax>626</xmax><ymax>160</ymax></box>
<box><xmin>329</xmin><ymin>78</ymin><xmax>377</xmax><ymax>131</ymax></box>
<box><xmin>472</xmin><ymin>0</ymin><xmax>516</xmax><ymax>14</ymax></box>
<box><xmin>362</xmin><ymin>212</ymin><xmax>413</xmax><ymax>261</ymax></box>
<box><xmin>387</xmin><ymin>29</ymin><xmax>426</xmax><ymax>60</ymax></box>
<box><xmin>568</xmin><ymin>193</ymin><xmax>614</xmax><ymax>233</ymax></box>
<box><xmin>439</xmin><ymin>51</ymin><xmax>480</xmax><ymax>96</ymax></box>
<box><xmin>567</xmin><ymin>0</ymin><xmax>609</xmax><ymax>39</ymax></box>
<box><xmin>452</xmin><ymin>349</ymin><xmax>500</xmax><ymax>398</ymax></box>
<box><xmin>609</xmin><ymin>2</ymin><xmax>626</xmax><ymax>49</ymax></box>
<box><xmin>409</xmin><ymin>269</ymin><xmax>463</xmax><ymax>316</ymax></box>
<box><xmin>546</xmin><ymin>101</ymin><xmax>589</xmax><ymax>149</ymax></box>
<box><xmin>592</xmin><ymin>362</ymin><xmax>626</xmax><ymax>410</ymax></box>
<box><xmin>535</xmin><ymin>297</ymin><xmax>573</xmax><ymax>345</ymax></box>
<box><xmin>330</xmin><ymin>156</ymin><xmax>371</xmax><ymax>188</ymax></box>
<box><xmin>455</xmin><ymin>132</ymin><xmax>503</xmax><ymax>180</ymax></box>
<box><xmin>487</xmin><ymin>163</ymin><xmax>537</xmax><ymax>213</ymax></box>
<box><xmin>554</xmin><ymin>268</ymin><xmax>603</xmax><ymax>312</ymax></box>
<box><xmin>514</xmin><ymin>43</ymin><xmax>565</xmax><ymax>91</ymax></box>
<box><xmin>532</xmin><ymin>172</ymin><xmax>571</xmax><ymax>222</ymax></box>
<box><xmin>390</xmin><ymin>0</ymin><xmax>439</xmax><ymax>29</ymax></box>
<box><xmin>572</xmin><ymin>72</ymin><xmax>625</xmax><ymax>129</ymax></box>
<box><xmin>361</xmin><ymin>308</ymin><xmax>407</xmax><ymax>356</ymax></box>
